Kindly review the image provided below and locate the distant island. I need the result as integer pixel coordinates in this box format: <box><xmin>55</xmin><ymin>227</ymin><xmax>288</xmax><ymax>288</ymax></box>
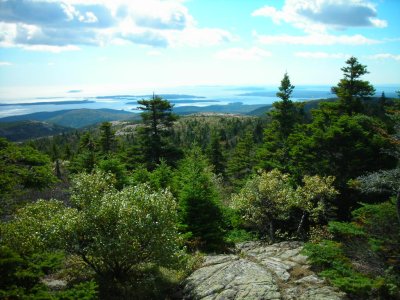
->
<box><xmin>127</xmin><ymin>99</ymin><xmax>220</xmax><ymax>105</ymax></box>
<box><xmin>237</xmin><ymin>90</ymin><xmax>335</xmax><ymax>98</ymax></box>
<box><xmin>0</xmin><ymin>100</ymin><xmax>95</xmax><ymax>106</ymax></box>
<box><xmin>67</xmin><ymin>89</ymin><xmax>83</xmax><ymax>93</ymax></box>
<box><xmin>96</xmin><ymin>94</ymin><xmax>206</xmax><ymax>100</ymax></box>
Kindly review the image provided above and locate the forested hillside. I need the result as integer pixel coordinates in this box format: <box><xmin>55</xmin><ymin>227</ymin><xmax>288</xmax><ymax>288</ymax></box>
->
<box><xmin>1</xmin><ymin>57</ymin><xmax>399</xmax><ymax>299</ymax></box>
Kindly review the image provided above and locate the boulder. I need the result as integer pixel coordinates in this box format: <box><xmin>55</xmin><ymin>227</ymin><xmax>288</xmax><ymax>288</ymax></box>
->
<box><xmin>183</xmin><ymin>241</ymin><xmax>346</xmax><ymax>300</ymax></box>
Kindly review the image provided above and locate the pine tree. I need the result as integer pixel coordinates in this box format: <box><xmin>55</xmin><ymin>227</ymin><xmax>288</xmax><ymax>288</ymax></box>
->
<box><xmin>206</xmin><ymin>132</ymin><xmax>226</xmax><ymax>176</ymax></box>
<box><xmin>273</xmin><ymin>72</ymin><xmax>297</xmax><ymax>138</ymax></box>
<box><xmin>258</xmin><ymin>72</ymin><xmax>303</xmax><ymax>171</ymax></box>
<box><xmin>99</xmin><ymin>122</ymin><xmax>115</xmax><ymax>154</ymax></box>
<box><xmin>331</xmin><ymin>56</ymin><xmax>375</xmax><ymax>115</ymax></box>
<box><xmin>137</xmin><ymin>95</ymin><xmax>179</xmax><ymax>169</ymax></box>
<box><xmin>70</xmin><ymin>132</ymin><xmax>97</xmax><ymax>173</ymax></box>
<box><xmin>227</xmin><ymin>131</ymin><xmax>255</xmax><ymax>188</ymax></box>
<box><xmin>176</xmin><ymin>148</ymin><xmax>225</xmax><ymax>251</ymax></box>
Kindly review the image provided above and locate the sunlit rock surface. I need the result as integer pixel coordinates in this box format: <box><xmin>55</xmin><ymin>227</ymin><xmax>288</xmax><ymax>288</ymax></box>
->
<box><xmin>183</xmin><ymin>241</ymin><xmax>346</xmax><ymax>300</ymax></box>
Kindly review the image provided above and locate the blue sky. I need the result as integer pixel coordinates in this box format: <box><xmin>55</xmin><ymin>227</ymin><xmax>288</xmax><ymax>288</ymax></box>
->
<box><xmin>0</xmin><ymin>0</ymin><xmax>399</xmax><ymax>98</ymax></box>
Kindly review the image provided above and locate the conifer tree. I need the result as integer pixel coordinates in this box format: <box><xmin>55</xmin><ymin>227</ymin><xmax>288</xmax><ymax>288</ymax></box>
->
<box><xmin>70</xmin><ymin>132</ymin><xmax>97</xmax><ymax>173</ymax></box>
<box><xmin>175</xmin><ymin>148</ymin><xmax>225</xmax><ymax>251</ymax></box>
<box><xmin>258</xmin><ymin>72</ymin><xmax>304</xmax><ymax>171</ymax></box>
<box><xmin>331</xmin><ymin>56</ymin><xmax>375</xmax><ymax>115</ymax></box>
<box><xmin>206</xmin><ymin>132</ymin><xmax>226</xmax><ymax>176</ymax></box>
<box><xmin>227</xmin><ymin>131</ymin><xmax>255</xmax><ymax>188</ymax></box>
<box><xmin>137</xmin><ymin>95</ymin><xmax>179</xmax><ymax>169</ymax></box>
<box><xmin>99</xmin><ymin>122</ymin><xmax>115</xmax><ymax>154</ymax></box>
<box><xmin>273</xmin><ymin>72</ymin><xmax>297</xmax><ymax>138</ymax></box>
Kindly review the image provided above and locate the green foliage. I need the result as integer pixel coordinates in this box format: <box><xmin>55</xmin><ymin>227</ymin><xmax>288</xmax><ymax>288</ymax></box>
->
<box><xmin>69</xmin><ymin>170</ymin><xmax>182</xmax><ymax>279</ymax></box>
<box><xmin>295</xmin><ymin>175</ymin><xmax>338</xmax><ymax>222</ymax></box>
<box><xmin>206</xmin><ymin>132</ymin><xmax>226</xmax><ymax>176</ymax></box>
<box><xmin>128</xmin><ymin>164</ymin><xmax>151</xmax><ymax>186</ymax></box>
<box><xmin>0</xmin><ymin>120</ymin><xmax>71</xmax><ymax>142</ymax></box>
<box><xmin>97</xmin><ymin>157</ymin><xmax>128</xmax><ymax>189</ymax></box>
<box><xmin>0</xmin><ymin>246</ymin><xmax>64</xmax><ymax>299</ymax></box>
<box><xmin>0</xmin><ymin>138</ymin><xmax>57</xmax><ymax>214</ymax></box>
<box><xmin>175</xmin><ymin>148</ymin><xmax>225</xmax><ymax>251</ymax></box>
<box><xmin>231</xmin><ymin>170</ymin><xmax>337</xmax><ymax>240</ymax></box>
<box><xmin>2</xmin><ymin>200</ymin><xmax>74</xmax><ymax>255</ymax></box>
<box><xmin>2</xmin><ymin>170</ymin><xmax>183</xmax><ymax>297</ymax></box>
<box><xmin>331</xmin><ymin>56</ymin><xmax>375</xmax><ymax>115</ymax></box>
<box><xmin>227</xmin><ymin>131</ymin><xmax>256</xmax><ymax>188</ymax></box>
<box><xmin>56</xmin><ymin>281</ymin><xmax>98</xmax><ymax>300</ymax></box>
<box><xmin>303</xmin><ymin>240</ymin><xmax>347</xmax><ymax>269</ymax></box>
<box><xmin>351</xmin><ymin>201</ymin><xmax>400</xmax><ymax>257</ymax></box>
<box><xmin>287</xmin><ymin>111</ymin><xmax>395</xmax><ymax>218</ymax></box>
<box><xmin>137</xmin><ymin>95</ymin><xmax>179</xmax><ymax>168</ymax></box>
<box><xmin>69</xmin><ymin>132</ymin><xmax>98</xmax><ymax>173</ymax></box>
<box><xmin>172</xmin><ymin>114</ymin><xmax>262</xmax><ymax>152</ymax></box>
<box><xmin>273</xmin><ymin>72</ymin><xmax>298</xmax><ymax>138</ymax></box>
<box><xmin>303</xmin><ymin>240</ymin><xmax>378</xmax><ymax>296</ymax></box>
<box><xmin>257</xmin><ymin>73</ymin><xmax>305</xmax><ymax>171</ymax></box>
<box><xmin>147</xmin><ymin>159</ymin><xmax>174</xmax><ymax>190</ymax></box>
<box><xmin>224</xmin><ymin>229</ymin><xmax>257</xmax><ymax>244</ymax></box>
<box><xmin>305</xmin><ymin>200</ymin><xmax>400</xmax><ymax>298</ymax></box>
<box><xmin>231</xmin><ymin>169</ymin><xmax>295</xmax><ymax>240</ymax></box>
<box><xmin>99</xmin><ymin>122</ymin><xmax>115</xmax><ymax>154</ymax></box>
<box><xmin>128</xmin><ymin>161</ymin><xmax>174</xmax><ymax>191</ymax></box>
<box><xmin>328</xmin><ymin>221</ymin><xmax>365</xmax><ymax>238</ymax></box>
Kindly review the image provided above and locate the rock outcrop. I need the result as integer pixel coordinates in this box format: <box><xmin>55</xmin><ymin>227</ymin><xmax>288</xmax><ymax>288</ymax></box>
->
<box><xmin>183</xmin><ymin>241</ymin><xmax>346</xmax><ymax>300</ymax></box>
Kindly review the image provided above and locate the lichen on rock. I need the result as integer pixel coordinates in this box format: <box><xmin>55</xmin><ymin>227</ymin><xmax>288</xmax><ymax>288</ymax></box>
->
<box><xmin>183</xmin><ymin>241</ymin><xmax>346</xmax><ymax>300</ymax></box>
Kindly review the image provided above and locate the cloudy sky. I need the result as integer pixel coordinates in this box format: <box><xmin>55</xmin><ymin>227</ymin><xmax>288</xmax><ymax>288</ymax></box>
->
<box><xmin>0</xmin><ymin>0</ymin><xmax>399</xmax><ymax>97</ymax></box>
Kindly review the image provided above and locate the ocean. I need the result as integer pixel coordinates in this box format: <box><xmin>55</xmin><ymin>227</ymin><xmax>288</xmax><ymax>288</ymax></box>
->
<box><xmin>0</xmin><ymin>85</ymin><xmax>398</xmax><ymax>118</ymax></box>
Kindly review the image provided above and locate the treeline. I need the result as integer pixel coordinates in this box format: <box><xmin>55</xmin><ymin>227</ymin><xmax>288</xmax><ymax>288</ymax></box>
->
<box><xmin>0</xmin><ymin>57</ymin><xmax>399</xmax><ymax>299</ymax></box>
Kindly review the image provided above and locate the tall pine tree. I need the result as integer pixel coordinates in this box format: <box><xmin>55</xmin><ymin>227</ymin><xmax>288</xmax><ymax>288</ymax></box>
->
<box><xmin>331</xmin><ymin>56</ymin><xmax>375</xmax><ymax>115</ymax></box>
<box><xmin>258</xmin><ymin>72</ymin><xmax>304</xmax><ymax>171</ymax></box>
<box><xmin>137</xmin><ymin>95</ymin><xmax>179</xmax><ymax>169</ymax></box>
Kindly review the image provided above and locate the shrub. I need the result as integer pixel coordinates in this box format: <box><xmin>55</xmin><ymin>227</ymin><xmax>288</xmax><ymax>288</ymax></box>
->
<box><xmin>2</xmin><ymin>170</ymin><xmax>184</xmax><ymax>299</ymax></box>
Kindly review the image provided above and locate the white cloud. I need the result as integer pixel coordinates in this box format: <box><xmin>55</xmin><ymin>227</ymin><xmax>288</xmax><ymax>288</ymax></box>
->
<box><xmin>295</xmin><ymin>52</ymin><xmax>350</xmax><ymax>59</ymax></box>
<box><xmin>215</xmin><ymin>47</ymin><xmax>272</xmax><ymax>61</ymax></box>
<box><xmin>0</xmin><ymin>0</ymin><xmax>232</xmax><ymax>50</ymax></box>
<box><xmin>254</xmin><ymin>32</ymin><xmax>380</xmax><ymax>45</ymax></box>
<box><xmin>366</xmin><ymin>53</ymin><xmax>400</xmax><ymax>61</ymax></box>
<box><xmin>252</xmin><ymin>0</ymin><xmax>387</xmax><ymax>33</ymax></box>
<box><xmin>24</xmin><ymin>45</ymin><xmax>81</xmax><ymax>53</ymax></box>
<box><xmin>0</xmin><ymin>61</ymin><xmax>12</xmax><ymax>66</ymax></box>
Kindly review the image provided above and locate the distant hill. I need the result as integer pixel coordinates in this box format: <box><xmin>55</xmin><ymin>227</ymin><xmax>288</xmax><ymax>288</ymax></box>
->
<box><xmin>247</xmin><ymin>98</ymin><xmax>339</xmax><ymax>116</ymax></box>
<box><xmin>246</xmin><ymin>96</ymin><xmax>396</xmax><ymax>116</ymax></box>
<box><xmin>0</xmin><ymin>108</ymin><xmax>137</xmax><ymax>128</ymax></box>
<box><xmin>0</xmin><ymin>120</ymin><xmax>72</xmax><ymax>141</ymax></box>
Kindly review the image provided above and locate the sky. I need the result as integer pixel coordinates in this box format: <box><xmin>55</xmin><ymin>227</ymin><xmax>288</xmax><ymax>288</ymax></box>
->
<box><xmin>0</xmin><ymin>0</ymin><xmax>399</xmax><ymax>98</ymax></box>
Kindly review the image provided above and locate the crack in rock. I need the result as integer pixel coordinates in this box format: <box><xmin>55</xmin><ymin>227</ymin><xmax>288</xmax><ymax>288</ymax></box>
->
<box><xmin>182</xmin><ymin>241</ymin><xmax>347</xmax><ymax>300</ymax></box>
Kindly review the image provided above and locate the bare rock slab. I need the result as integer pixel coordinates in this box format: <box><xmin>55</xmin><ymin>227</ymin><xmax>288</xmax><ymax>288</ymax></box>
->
<box><xmin>183</xmin><ymin>241</ymin><xmax>346</xmax><ymax>300</ymax></box>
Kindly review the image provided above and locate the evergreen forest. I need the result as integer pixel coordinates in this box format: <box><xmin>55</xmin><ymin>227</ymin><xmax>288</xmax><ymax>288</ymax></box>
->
<box><xmin>1</xmin><ymin>57</ymin><xmax>399</xmax><ymax>299</ymax></box>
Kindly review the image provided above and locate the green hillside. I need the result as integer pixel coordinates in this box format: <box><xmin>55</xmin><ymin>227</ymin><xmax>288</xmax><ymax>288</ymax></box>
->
<box><xmin>0</xmin><ymin>120</ymin><xmax>72</xmax><ymax>141</ymax></box>
<box><xmin>0</xmin><ymin>108</ymin><xmax>138</xmax><ymax>128</ymax></box>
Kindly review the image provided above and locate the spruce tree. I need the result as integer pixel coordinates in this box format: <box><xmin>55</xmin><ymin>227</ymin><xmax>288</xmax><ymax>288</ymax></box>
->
<box><xmin>258</xmin><ymin>72</ymin><xmax>303</xmax><ymax>171</ymax></box>
<box><xmin>99</xmin><ymin>122</ymin><xmax>115</xmax><ymax>154</ymax></box>
<box><xmin>227</xmin><ymin>131</ymin><xmax>255</xmax><ymax>188</ymax></box>
<box><xmin>137</xmin><ymin>95</ymin><xmax>179</xmax><ymax>169</ymax></box>
<box><xmin>331</xmin><ymin>56</ymin><xmax>375</xmax><ymax>115</ymax></box>
<box><xmin>273</xmin><ymin>72</ymin><xmax>297</xmax><ymax>138</ymax></box>
<box><xmin>206</xmin><ymin>132</ymin><xmax>226</xmax><ymax>176</ymax></box>
<box><xmin>176</xmin><ymin>148</ymin><xmax>225</xmax><ymax>251</ymax></box>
